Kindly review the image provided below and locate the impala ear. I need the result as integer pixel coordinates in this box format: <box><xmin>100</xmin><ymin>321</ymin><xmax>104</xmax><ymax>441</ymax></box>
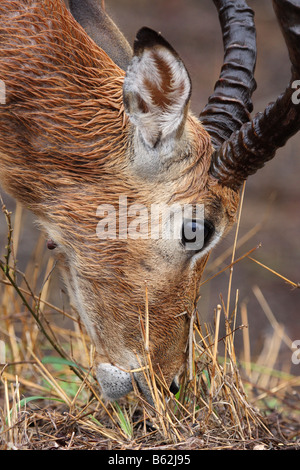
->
<box><xmin>123</xmin><ymin>27</ymin><xmax>192</xmax><ymax>149</ymax></box>
<box><xmin>68</xmin><ymin>0</ymin><xmax>132</xmax><ymax>70</ymax></box>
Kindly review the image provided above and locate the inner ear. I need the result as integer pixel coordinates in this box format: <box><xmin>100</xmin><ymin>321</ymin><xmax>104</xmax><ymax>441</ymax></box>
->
<box><xmin>123</xmin><ymin>27</ymin><xmax>192</xmax><ymax>149</ymax></box>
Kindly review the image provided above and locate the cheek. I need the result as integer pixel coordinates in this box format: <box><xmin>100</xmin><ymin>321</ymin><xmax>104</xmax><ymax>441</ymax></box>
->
<box><xmin>177</xmin><ymin>254</ymin><xmax>211</xmax><ymax>304</ymax></box>
<box><xmin>159</xmin><ymin>316</ymin><xmax>190</xmax><ymax>367</ymax></box>
<box><xmin>192</xmin><ymin>253</ymin><xmax>210</xmax><ymax>282</ymax></box>
<box><xmin>138</xmin><ymin>251</ymin><xmax>208</xmax><ymax>304</ymax></box>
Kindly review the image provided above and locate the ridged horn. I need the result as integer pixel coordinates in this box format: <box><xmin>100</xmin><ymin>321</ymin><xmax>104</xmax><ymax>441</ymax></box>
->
<box><xmin>210</xmin><ymin>0</ymin><xmax>300</xmax><ymax>190</ymax></box>
<box><xmin>200</xmin><ymin>0</ymin><xmax>257</xmax><ymax>148</ymax></box>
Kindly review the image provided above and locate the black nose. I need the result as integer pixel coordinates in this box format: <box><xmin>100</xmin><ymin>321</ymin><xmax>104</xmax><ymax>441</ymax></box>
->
<box><xmin>169</xmin><ymin>379</ymin><xmax>180</xmax><ymax>395</ymax></box>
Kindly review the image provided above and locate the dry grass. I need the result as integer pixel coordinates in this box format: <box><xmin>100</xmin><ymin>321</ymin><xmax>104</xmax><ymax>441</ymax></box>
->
<box><xmin>0</xmin><ymin>195</ymin><xmax>299</xmax><ymax>450</ymax></box>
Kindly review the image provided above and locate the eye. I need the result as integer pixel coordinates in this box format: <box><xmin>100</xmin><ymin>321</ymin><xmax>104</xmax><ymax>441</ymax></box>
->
<box><xmin>181</xmin><ymin>219</ymin><xmax>215</xmax><ymax>252</ymax></box>
<box><xmin>47</xmin><ymin>239</ymin><xmax>57</xmax><ymax>250</ymax></box>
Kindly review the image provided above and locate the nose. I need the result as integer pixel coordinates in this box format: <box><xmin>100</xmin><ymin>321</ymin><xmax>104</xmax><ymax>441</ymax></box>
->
<box><xmin>97</xmin><ymin>363</ymin><xmax>180</xmax><ymax>402</ymax></box>
<box><xmin>97</xmin><ymin>363</ymin><xmax>155</xmax><ymax>404</ymax></box>
<box><xmin>96</xmin><ymin>363</ymin><xmax>134</xmax><ymax>400</ymax></box>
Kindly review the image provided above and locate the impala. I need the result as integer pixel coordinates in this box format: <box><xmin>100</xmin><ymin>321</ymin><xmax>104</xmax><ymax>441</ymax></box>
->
<box><xmin>0</xmin><ymin>0</ymin><xmax>299</xmax><ymax>403</ymax></box>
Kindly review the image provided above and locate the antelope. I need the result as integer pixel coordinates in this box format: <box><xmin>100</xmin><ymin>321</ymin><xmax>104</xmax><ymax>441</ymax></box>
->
<box><xmin>0</xmin><ymin>0</ymin><xmax>299</xmax><ymax>404</ymax></box>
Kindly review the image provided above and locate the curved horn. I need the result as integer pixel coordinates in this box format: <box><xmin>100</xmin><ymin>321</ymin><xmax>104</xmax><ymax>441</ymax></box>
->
<box><xmin>210</xmin><ymin>0</ymin><xmax>300</xmax><ymax>190</ymax></box>
<box><xmin>199</xmin><ymin>0</ymin><xmax>257</xmax><ymax>148</ymax></box>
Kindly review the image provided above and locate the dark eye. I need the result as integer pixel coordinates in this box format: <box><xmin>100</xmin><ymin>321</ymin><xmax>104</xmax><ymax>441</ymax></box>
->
<box><xmin>181</xmin><ymin>219</ymin><xmax>215</xmax><ymax>252</ymax></box>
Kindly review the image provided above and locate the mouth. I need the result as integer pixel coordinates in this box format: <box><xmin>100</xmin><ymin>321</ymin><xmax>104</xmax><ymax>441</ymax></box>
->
<box><xmin>96</xmin><ymin>363</ymin><xmax>180</xmax><ymax>404</ymax></box>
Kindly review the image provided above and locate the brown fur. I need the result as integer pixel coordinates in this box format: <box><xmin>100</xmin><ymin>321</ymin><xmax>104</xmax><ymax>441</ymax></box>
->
<box><xmin>0</xmin><ymin>1</ymin><xmax>239</xmax><ymax>393</ymax></box>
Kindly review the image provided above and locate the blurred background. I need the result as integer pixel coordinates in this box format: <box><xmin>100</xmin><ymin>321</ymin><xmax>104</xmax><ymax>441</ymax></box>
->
<box><xmin>1</xmin><ymin>0</ymin><xmax>299</xmax><ymax>374</ymax></box>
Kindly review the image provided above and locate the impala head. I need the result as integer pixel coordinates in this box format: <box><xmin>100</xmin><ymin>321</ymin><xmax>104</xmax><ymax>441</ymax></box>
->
<box><xmin>0</xmin><ymin>0</ymin><xmax>299</xmax><ymax>402</ymax></box>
